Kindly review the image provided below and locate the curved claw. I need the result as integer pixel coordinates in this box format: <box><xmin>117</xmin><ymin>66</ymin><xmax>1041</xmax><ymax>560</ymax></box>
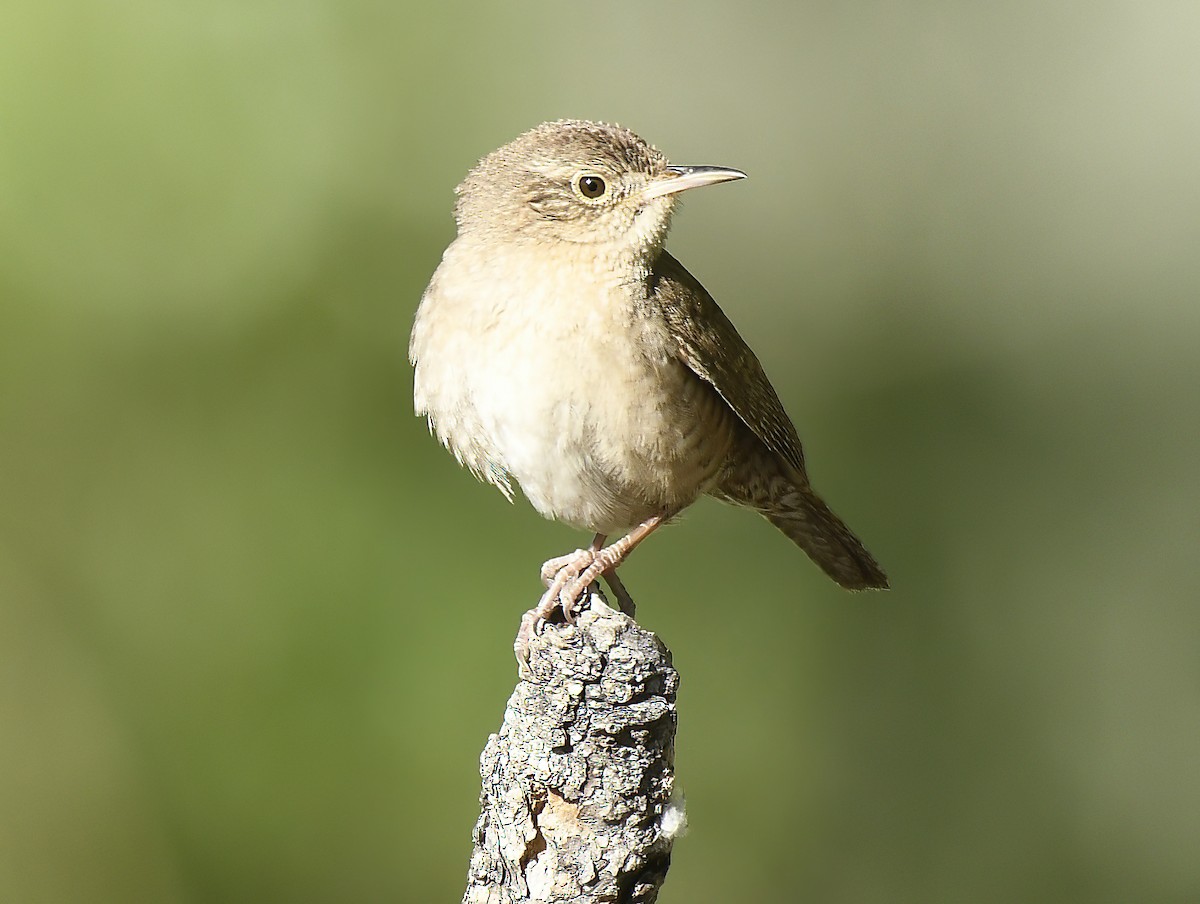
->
<box><xmin>515</xmin><ymin>586</ymin><xmax>566</xmax><ymax>667</ymax></box>
<box><xmin>514</xmin><ymin>610</ymin><xmax>538</xmax><ymax>668</ymax></box>
<box><xmin>542</xmin><ymin>563</ymin><xmax>579</xmax><ymax>616</ymax></box>
<box><xmin>560</xmin><ymin>575</ymin><xmax>594</xmax><ymax>619</ymax></box>
<box><xmin>559</xmin><ymin>579</ymin><xmax>596</xmax><ymax>622</ymax></box>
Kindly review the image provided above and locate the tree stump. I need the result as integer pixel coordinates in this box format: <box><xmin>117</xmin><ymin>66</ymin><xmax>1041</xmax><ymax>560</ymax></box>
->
<box><xmin>463</xmin><ymin>591</ymin><xmax>682</xmax><ymax>903</ymax></box>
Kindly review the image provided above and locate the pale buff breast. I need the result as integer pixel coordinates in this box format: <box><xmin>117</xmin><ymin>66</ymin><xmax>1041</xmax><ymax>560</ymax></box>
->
<box><xmin>411</xmin><ymin>239</ymin><xmax>736</xmax><ymax>535</ymax></box>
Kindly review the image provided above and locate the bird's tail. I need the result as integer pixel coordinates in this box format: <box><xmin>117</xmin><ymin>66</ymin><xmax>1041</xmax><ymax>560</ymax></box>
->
<box><xmin>759</xmin><ymin>484</ymin><xmax>889</xmax><ymax>590</ymax></box>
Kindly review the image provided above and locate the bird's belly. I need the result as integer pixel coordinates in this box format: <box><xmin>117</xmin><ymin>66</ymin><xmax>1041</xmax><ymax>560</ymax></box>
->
<box><xmin>487</xmin><ymin>347</ymin><xmax>734</xmax><ymax>534</ymax></box>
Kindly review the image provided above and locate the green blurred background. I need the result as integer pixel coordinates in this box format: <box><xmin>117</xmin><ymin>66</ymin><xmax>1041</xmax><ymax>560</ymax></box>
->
<box><xmin>2</xmin><ymin>1</ymin><xmax>1198</xmax><ymax>901</ymax></box>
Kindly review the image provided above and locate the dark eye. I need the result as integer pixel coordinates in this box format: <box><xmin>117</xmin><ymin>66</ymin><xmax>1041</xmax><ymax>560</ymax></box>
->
<box><xmin>577</xmin><ymin>174</ymin><xmax>607</xmax><ymax>199</ymax></box>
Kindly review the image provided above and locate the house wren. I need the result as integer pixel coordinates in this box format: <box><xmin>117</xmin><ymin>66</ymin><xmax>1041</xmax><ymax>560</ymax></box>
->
<box><xmin>410</xmin><ymin>120</ymin><xmax>887</xmax><ymax>646</ymax></box>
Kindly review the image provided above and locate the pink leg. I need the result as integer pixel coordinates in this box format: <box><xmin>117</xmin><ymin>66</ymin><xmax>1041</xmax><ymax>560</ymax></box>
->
<box><xmin>558</xmin><ymin>516</ymin><xmax>663</xmax><ymax>618</ymax></box>
<box><xmin>517</xmin><ymin>519</ymin><xmax>662</xmax><ymax>665</ymax></box>
<box><xmin>603</xmin><ymin>569</ymin><xmax>637</xmax><ymax>617</ymax></box>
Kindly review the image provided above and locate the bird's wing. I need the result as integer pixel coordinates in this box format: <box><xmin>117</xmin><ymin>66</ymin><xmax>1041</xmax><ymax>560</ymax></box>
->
<box><xmin>652</xmin><ymin>251</ymin><xmax>807</xmax><ymax>474</ymax></box>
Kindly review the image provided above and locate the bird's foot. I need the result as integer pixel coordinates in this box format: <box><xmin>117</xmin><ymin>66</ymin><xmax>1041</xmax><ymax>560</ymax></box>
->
<box><xmin>539</xmin><ymin>547</ymin><xmax>597</xmax><ymax>588</ymax></box>
<box><xmin>539</xmin><ymin>538</ymin><xmax>608</xmax><ymax>624</ymax></box>
<box><xmin>542</xmin><ymin>517</ymin><xmax>662</xmax><ymax>623</ymax></box>
<box><xmin>557</xmin><ymin>516</ymin><xmax>663</xmax><ymax>616</ymax></box>
<box><xmin>514</xmin><ymin>606</ymin><xmax>544</xmax><ymax>670</ymax></box>
<box><xmin>514</xmin><ymin>574</ymin><xmax>599</xmax><ymax>670</ymax></box>
<box><xmin>517</xmin><ymin>544</ymin><xmax>604</xmax><ymax>668</ymax></box>
<box><xmin>544</xmin><ymin>559</ymin><xmax>597</xmax><ymax>624</ymax></box>
<box><xmin>517</xmin><ymin>518</ymin><xmax>663</xmax><ymax>668</ymax></box>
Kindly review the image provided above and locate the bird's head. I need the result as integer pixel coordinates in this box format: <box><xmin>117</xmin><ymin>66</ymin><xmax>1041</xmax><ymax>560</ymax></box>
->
<box><xmin>453</xmin><ymin>119</ymin><xmax>745</xmax><ymax>260</ymax></box>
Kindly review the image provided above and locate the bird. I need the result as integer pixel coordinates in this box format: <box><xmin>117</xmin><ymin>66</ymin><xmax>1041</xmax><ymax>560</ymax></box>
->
<box><xmin>409</xmin><ymin>119</ymin><xmax>887</xmax><ymax>650</ymax></box>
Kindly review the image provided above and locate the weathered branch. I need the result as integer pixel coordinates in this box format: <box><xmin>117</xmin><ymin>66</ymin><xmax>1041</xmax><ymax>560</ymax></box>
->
<box><xmin>463</xmin><ymin>591</ymin><xmax>682</xmax><ymax>904</ymax></box>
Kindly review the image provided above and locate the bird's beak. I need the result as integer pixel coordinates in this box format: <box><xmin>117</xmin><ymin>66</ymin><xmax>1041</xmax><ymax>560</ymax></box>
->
<box><xmin>640</xmin><ymin>165</ymin><xmax>747</xmax><ymax>201</ymax></box>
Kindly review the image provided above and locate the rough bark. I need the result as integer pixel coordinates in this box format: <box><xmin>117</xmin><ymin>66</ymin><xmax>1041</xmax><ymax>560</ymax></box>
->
<box><xmin>463</xmin><ymin>591</ymin><xmax>681</xmax><ymax>904</ymax></box>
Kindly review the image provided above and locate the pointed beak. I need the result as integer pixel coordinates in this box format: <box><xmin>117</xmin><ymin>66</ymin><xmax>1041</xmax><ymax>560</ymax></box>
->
<box><xmin>640</xmin><ymin>165</ymin><xmax>747</xmax><ymax>201</ymax></box>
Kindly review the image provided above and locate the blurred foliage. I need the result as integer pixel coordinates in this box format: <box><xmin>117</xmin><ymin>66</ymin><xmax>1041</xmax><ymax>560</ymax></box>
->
<box><xmin>2</xmin><ymin>0</ymin><xmax>1199</xmax><ymax>902</ymax></box>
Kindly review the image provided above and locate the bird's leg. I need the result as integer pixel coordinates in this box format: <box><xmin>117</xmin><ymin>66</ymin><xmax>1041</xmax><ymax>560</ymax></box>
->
<box><xmin>542</xmin><ymin>535</ymin><xmax>639</xmax><ymax>617</ymax></box>
<box><xmin>602</xmin><ymin>569</ymin><xmax>636</xmax><ymax>618</ymax></box>
<box><xmin>558</xmin><ymin>515</ymin><xmax>663</xmax><ymax>617</ymax></box>
<box><xmin>518</xmin><ymin>518</ymin><xmax>661</xmax><ymax>664</ymax></box>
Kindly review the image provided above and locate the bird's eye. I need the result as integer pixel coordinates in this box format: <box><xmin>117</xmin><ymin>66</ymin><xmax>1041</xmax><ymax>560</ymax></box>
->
<box><xmin>577</xmin><ymin>174</ymin><xmax>607</xmax><ymax>200</ymax></box>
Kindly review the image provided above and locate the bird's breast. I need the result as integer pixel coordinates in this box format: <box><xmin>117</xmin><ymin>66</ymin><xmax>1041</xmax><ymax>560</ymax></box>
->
<box><xmin>411</xmin><ymin>240</ymin><xmax>735</xmax><ymax>533</ymax></box>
